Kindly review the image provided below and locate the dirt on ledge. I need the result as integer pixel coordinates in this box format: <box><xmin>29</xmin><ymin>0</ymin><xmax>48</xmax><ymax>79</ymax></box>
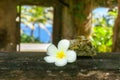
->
<box><xmin>0</xmin><ymin>70</ymin><xmax>120</xmax><ymax>80</ymax></box>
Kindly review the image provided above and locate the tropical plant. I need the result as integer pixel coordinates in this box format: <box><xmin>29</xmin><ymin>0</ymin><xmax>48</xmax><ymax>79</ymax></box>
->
<box><xmin>92</xmin><ymin>7</ymin><xmax>118</xmax><ymax>52</ymax></box>
<box><xmin>21</xmin><ymin>6</ymin><xmax>46</xmax><ymax>37</ymax></box>
<box><xmin>18</xmin><ymin>5</ymin><xmax>53</xmax><ymax>43</ymax></box>
<box><xmin>92</xmin><ymin>26</ymin><xmax>113</xmax><ymax>52</ymax></box>
<box><xmin>21</xmin><ymin>33</ymin><xmax>40</xmax><ymax>43</ymax></box>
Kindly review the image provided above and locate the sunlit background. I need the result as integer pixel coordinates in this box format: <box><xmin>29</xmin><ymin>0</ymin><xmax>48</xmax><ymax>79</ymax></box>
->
<box><xmin>17</xmin><ymin>6</ymin><xmax>118</xmax><ymax>52</ymax></box>
<box><xmin>92</xmin><ymin>7</ymin><xmax>118</xmax><ymax>52</ymax></box>
<box><xmin>17</xmin><ymin>5</ymin><xmax>53</xmax><ymax>52</ymax></box>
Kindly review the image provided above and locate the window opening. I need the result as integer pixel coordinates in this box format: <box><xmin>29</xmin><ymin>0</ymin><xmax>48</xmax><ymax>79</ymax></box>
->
<box><xmin>92</xmin><ymin>7</ymin><xmax>118</xmax><ymax>53</ymax></box>
<box><xmin>16</xmin><ymin>5</ymin><xmax>54</xmax><ymax>52</ymax></box>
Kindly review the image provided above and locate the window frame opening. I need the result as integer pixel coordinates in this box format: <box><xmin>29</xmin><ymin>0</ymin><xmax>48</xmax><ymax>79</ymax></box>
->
<box><xmin>91</xmin><ymin>7</ymin><xmax>118</xmax><ymax>53</ymax></box>
<box><xmin>16</xmin><ymin>5</ymin><xmax>54</xmax><ymax>52</ymax></box>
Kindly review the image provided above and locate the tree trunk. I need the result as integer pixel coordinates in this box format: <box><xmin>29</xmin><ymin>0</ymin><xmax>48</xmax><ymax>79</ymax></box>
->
<box><xmin>73</xmin><ymin>0</ymin><xmax>93</xmax><ymax>39</ymax></box>
<box><xmin>62</xmin><ymin>0</ymin><xmax>93</xmax><ymax>39</ymax></box>
<box><xmin>112</xmin><ymin>0</ymin><xmax>120</xmax><ymax>52</ymax></box>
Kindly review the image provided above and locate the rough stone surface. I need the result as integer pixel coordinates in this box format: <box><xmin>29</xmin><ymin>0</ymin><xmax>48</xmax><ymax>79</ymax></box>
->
<box><xmin>0</xmin><ymin>52</ymin><xmax>120</xmax><ymax>80</ymax></box>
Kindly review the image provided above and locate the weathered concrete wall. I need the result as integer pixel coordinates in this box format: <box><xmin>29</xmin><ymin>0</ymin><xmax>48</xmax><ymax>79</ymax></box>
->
<box><xmin>0</xmin><ymin>0</ymin><xmax>61</xmax><ymax>50</ymax></box>
<box><xmin>62</xmin><ymin>0</ymin><xmax>75</xmax><ymax>39</ymax></box>
<box><xmin>0</xmin><ymin>52</ymin><xmax>120</xmax><ymax>80</ymax></box>
<box><xmin>0</xmin><ymin>0</ymin><xmax>117</xmax><ymax>51</ymax></box>
<box><xmin>112</xmin><ymin>0</ymin><xmax>120</xmax><ymax>52</ymax></box>
<box><xmin>0</xmin><ymin>0</ymin><xmax>17</xmax><ymax>51</ymax></box>
<box><xmin>15</xmin><ymin>0</ymin><xmax>57</xmax><ymax>6</ymax></box>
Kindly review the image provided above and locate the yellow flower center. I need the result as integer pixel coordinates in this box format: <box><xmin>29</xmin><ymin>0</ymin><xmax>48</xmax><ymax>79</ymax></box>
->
<box><xmin>56</xmin><ymin>51</ymin><xmax>66</xmax><ymax>59</ymax></box>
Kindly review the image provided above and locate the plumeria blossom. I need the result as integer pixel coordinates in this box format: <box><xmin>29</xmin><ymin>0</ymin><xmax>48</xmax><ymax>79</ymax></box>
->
<box><xmin>44</xmin><ymin>39</ymin><xmax>77</xmax><ymax>67</ymax></box>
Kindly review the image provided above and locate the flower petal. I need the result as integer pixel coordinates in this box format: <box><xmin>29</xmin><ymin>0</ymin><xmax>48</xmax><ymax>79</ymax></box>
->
<box><xmin>44</xmin><ymin>56</ymin><xmax>56</xmax><ymax>63</ymax></box>
<box><xmin>58</xmin><ymin>39</ymin><xmax>70</xmax><ymax>51</ymax></box>
<box><xmin>55</xmin><ymin>59</ymin><xmax>67</xmax><ymax>67</ymax></box>
<box><xmin>47</xmin><ymin>44</ymin><xmax>58</xmax><ymax>56</ymax></box>
<box><xmin>66</xmin><ymin>50</ymin><xmax>77</xmax><ymax>63</ymax></box>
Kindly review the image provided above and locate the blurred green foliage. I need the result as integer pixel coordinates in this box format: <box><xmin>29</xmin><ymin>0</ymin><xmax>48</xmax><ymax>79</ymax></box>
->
<box><xmin>21</xmin><ymin>33</ymin><xmax>41</xmax><ymax>43</ymax></box>
<box><xmin>19</xmin><ymin>6</ymin><xmax>46</xmax><ymax>43</ymax></box>
<box><xmin>18</xmin><ymin>6</ymin><xmax>53</xmax><ymax>43</ymax></box>
<box><xmin>92</xmin><ymin>26</ymin><xmax>113</xmax><ymax>52</ymax></box>
<box><xmin>92</xmin><ymin>7</ymin><xmax>118</xmax><ymax>52</ymax></box>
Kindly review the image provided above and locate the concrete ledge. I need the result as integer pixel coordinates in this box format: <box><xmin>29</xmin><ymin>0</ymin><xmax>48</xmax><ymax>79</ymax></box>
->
<box><xmin>0</xmin><ymin>52</ymin><xmax>120</xmax><ymax>80</ymax></box>
<box><xmin>0</xmin><ymin>52</ymin><xmax>120</xmax><ymax>70</ymax></box>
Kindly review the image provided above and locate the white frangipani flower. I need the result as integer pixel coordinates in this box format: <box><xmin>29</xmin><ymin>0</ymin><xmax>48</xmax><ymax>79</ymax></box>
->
<box><xmin>44</xmin><ymin>39</ymin><xmax>77</xmax><ymax>67</ymax></box>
